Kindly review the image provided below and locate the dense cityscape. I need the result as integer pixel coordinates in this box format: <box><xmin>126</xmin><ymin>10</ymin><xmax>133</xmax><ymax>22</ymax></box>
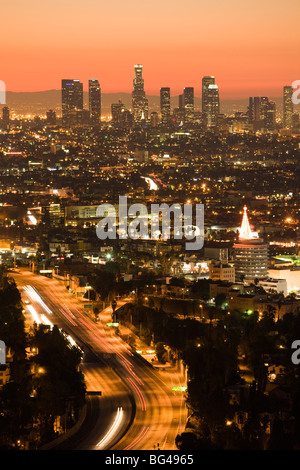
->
<box><xmin>0</xmin><ymin>0</ymin><xmax>300</xmax><ymax>457</ymax></box>
<box><xmin>0</xmin><ymin>65</ymin><xmax>299</xmax><ymax>452</ymax></box>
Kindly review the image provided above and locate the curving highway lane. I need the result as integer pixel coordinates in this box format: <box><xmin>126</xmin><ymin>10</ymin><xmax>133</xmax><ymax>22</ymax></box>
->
<box><xmin>12</xmin><ymin>269</ymin><xmax>187</xmax><ymax>451</ymax></box>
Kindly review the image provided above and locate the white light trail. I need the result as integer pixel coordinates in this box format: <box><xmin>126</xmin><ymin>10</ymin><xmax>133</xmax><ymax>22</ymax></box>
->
<box><xmin>27</xmin><ymin>305</ymin><xmax>41</xmax><ymax>324</ymax></box>
<box><xmin>96</xmin><ymin>407</ymin><xmax>123</xmax><ymax>449</ymax></box>
<box><xmin>40</xmin><ymin>314</ymin><xmax>53</xmax><ymax>328</ymax></box>
<box><xmin>24</xmin><ymin>285</ymin><xmax>52</xmax><ymax>314</ymax></box>
<box><xmin>66</xmin><ymin>334</ymin><xmax>76</xmax><ymax>346</ymax></box>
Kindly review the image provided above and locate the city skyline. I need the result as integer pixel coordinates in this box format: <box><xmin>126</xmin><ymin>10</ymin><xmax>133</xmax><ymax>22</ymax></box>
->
<box><xmin>1</xmin><ymin>0</ymin><xmax>300</xmax><ymax>98</ymax></box>
<box><xmin>1</xmin><ymin>0</ymin><xmax>300</xmax><ymax>454</ymax></box>
<box><xmin>2</xmin><ymin>73</ymin><xmax>300</xmax><ymax>101</ymax></box>
<box><xmin>2</xmin><ymin>72</ymin><xmax>298</xmax><ymax>125</ymax></box>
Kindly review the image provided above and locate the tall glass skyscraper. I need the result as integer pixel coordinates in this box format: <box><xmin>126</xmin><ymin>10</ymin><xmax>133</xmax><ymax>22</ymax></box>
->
<box><xmin>160</xmin><ymin>87</ymin><xmax>171</xmax><ymax>126</ymax></box>
<box><xmin>283</xmin><ymin>85</ymin><xmax>293</xmax><ymax>129</ymax></box>
<box><xmin>248</xmin><ymin>97</ymin><xmax>264</xmax><ymax>122</ymax></box>
<box><xmin>183</xmin><ymin>87</ymin><xmax>194</xmax><ymax>124</ymax></box>
<box><xmin>89</xmin><ymin>79</ymin><xmax>101</xmax><ymax>126</ymax></box>
<box><xmin>261</xmin><ymin>98</ymin><xmax>276</xmax><ymax>130</ymax></box>
<box><xmin>132</xmin><ymin>64</ymin><xmax>148</xmax><ymax>122</ymax></box>
<box><xmin>206</xmin><ymin>84</ymin><xmax>220</xmax><ymax>127</ymax></box>
<box><xmin>61</xmin><ymin>79</ymin><xmax>83</xmax><ymax>126</ymax></box>
<box><xmin>247</xmin><ymin>96</ymin><xmax>276</xmax><ymax>130</ymax></box>
<box><xmin>202</xmin><ymin>76</ymin><xmax>215</xmax><ymax>124</ymax></box>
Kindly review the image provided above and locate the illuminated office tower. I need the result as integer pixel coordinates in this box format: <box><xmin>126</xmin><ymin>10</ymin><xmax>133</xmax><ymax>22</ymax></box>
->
<box><xmin>248</xmin><ymin>96</ymin><xmax>276</xmax><ymax>130</ymax></box>
<box><xmin>132</xmin><ymin>64</ymin><xmax>148</xmax><ymax>122</ymax></box>
<box><xmin>151</xmin><ymin>111</ymin><xmax>159</xmax><ymax>127</ymax></box>
<box><xmin>42</xmin><ymin>203</ymin><xmax>64</xmax><ymax>227</ymax></box>
<box><xmin>89</xmin><ymin>79</ymin><xmax>101</xmax><ymax>126</ymax></box>
<box><xmin>183</xmin><ymin>87</ymin><xmax>194</xmax><ymax>124</ymax></box>
<box><xmin>261</xmin><ymin>99</ymin><xmax>276</xmax><ymax>130</ymax></box>
<box><xmin>111</xmin><ymin>101</ymin><xmax>126</xmax><ymax>123</ymax></box>
<box><xmin>202</xmin><ymin>76</ymin><xmax>215</xmax><ymax>124</ymax></box>
<box><xmin>160</xmin><ymin>87</ymin><xmax>171</xmax><ymax>126</ymax></box>
<box><xmin>62</xmin><ymin>79</ymin><xmax>83</xmax><ymax>126</ymax></box>
<box><xmin>206</xmin><ymin>84</ymin><xmax>220</xmax><ymax>127</ymax></box>
<box><xmin>248</xmin><ymin>97</ymin><xmax>265</xmax><ymax>121</ymax></box>
<box><xmin>233</xmin><ymin>206</ymin><xmax>269</xmax><ymax>281</ymax></box>
<box><xmin>111</xmin><ymin>101</ymin><xmax>133</xmax><ymax>128</ymax></box>
<box><xmin>283</xmin><ymin>85</ymin><xmax>293</xmax><ymax>129</ymax></box>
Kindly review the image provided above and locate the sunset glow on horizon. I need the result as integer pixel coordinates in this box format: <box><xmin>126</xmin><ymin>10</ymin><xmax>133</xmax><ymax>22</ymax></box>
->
<box><xmin>1</xmin><ymin>0</ymin><xmax>300</xmax><ymax>98</ymax></box>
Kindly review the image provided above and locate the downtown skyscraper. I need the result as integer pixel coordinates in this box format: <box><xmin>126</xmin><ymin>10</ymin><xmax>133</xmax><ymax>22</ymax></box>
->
<box><xmin>248</xmin><ymin>97</ymin><xmax>265</xmax><ymax>121</ymax></box>
<box><xmin>202</xmin><ymin>76</ymin><xmax>215</xmax><ymax>125</ymax></box>
<box><xmin>260</xmin><ymin>98</ymin><xmax>276</xmax><ymax>130</ymax></box>
<box><xmin>89</xmin><ymin>79</ymin><xmax>101</xmax><ymax>127</ymax></box>
<box><xmin>160</xmin><ymin>87</ymin><xmax>171</xmax><ymax>126</ymax></box>
<box><xmin>132</xmin><ymin>64</ymin><xmax>148</xmax><ymax>122</ymax></box>
<box><xmin>248</xmin><ymin>96</ymin><xmax>276</xmax><ymax>130</ymax></box>
<box><xmin>61</xmin><ymin>79</ymin><xmax>83</xmax><ymax>126</ymax></box>
<box><xmin>183</xmin><ymin>87</ymin><xmax>194</xmax><ymax>124</ymax></box>
<box><xmin>206</xmin><ymin>84</ymin><xmax>220</xmax><ymax>127</ymax></box>
<box><xmin>283</xmin><ymin>85</ymin><xmax>294</xmax><ymax>129</ymax></box>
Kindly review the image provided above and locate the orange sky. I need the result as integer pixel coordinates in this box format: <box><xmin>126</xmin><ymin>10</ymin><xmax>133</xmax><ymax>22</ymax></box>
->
<box><xmin>1</xmin><ymin>0</ymin><xmax>300</xmax><ymax>98</ymax></box>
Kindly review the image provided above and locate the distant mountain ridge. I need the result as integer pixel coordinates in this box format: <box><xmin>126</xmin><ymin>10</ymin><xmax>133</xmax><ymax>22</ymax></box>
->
<box><xmin>2</xmin><ymin>90</ymin><xmax>284</xmax><ymax>117</ymax></box>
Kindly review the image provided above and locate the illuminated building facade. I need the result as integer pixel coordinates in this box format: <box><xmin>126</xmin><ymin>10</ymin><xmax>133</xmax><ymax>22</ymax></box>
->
<box><xmin>209</xmin><ymin>260</ymin><xmax>235</xmax><ymax>283</ymax></box>
<box><xmin>132</xmin><ymin>64</ymin><xmax>148</xmax><ymax>122</ymax></box>
<box><xmin>206</xmin><ymin>84</ymin><xmax>220</xmax><ymax>127</ymax></box>
<box><xmin>233</xmin><ymin>206</ymin><xmax>269</xmax><ymax>281</ymax></box>
<box><xmin>89</xmin><ymin>79</ymin><xmax>101</xmax><ymax>126</ymax></box>
<box><xmin>183</xmin><ymin>87</ymin><xmax>194</xmax><ymax>124</ymax></box>
<box><xmin>151</xmin><ymin>111</ymin><xmax>159</xmax><ymax>127</ymax></box>
<box><xmin>111</xmin><ymin>101</ymin><xmax>125</xmax><ymax>123</ymax></box>
<box><xmin>283</xmin><ymin>85</ymin><xmax>293</xmax><ymax>129</ymax></box>
<box><xmin>248</xmin><ymin>96</ymin><xmax>276</xmax><ymax>131</ymax></box>
<box><xmin>248</xmin><ymin>97</ymin><xmax>264</xmax><ymax>121</ymax></box>
<box><xmin>160</xmin><ymin>87</ymin><xmax>171</xmax><ymax>126</ymax></box>
<box><xmin>202</xmin><ymin>76</ymin><xmax>215</xmax><ymax>124</ymax></box>
<box><xmin>261</xmin><ymin>99</ymin><xmax>276</xmax><ymax>130</ymax></box>
<box><xmin>111</xmin><ymin>100</ymin><xmax>133</xmax><ymax>128</ymax></box>
<box><xmin>62</xmin><ymin>79</ymin><xmax>83</xmax><ymax>126</ymax></box>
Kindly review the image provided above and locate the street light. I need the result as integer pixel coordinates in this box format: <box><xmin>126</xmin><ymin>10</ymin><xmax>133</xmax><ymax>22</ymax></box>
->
<box><xmin>85</xmin><ymin>285</ymin><xmax>92</xmax><ymax>301</ymax></box>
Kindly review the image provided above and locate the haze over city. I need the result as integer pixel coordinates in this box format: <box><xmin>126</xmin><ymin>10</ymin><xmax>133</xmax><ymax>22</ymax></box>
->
<box><xmin>1</xmin><ymin>0</ymin><xmax>300</xmax><ymax>98</ymax></box>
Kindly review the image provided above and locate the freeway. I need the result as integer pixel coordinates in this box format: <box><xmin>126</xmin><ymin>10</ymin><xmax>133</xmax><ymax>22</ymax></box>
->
<box><xmin>12</xmin><ymin>269</ymin><xmax>187</xmax><ymax>451</ymax></box>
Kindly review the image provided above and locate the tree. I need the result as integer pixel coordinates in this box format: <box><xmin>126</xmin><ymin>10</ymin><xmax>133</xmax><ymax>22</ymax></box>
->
<box><xmin>190</xmin><ymin>279</ymin><xmax>210</xmax><ymax>301</ymax></box>
<box><xmin>155</xmin><ymin>342</ymin><xmax>168</xmax><ymax>364</ymax></box>
<box><xmin>215</xmin><ymin>293</ymin><xmax>227</xmax><ymax>309</ymax></box>
<box><xmin>88</xmin><ymin>269</ymin><xmax>116</xmax><ymax>302</ymax></box>
<box><xmin>0</xmin><ymin>272</ymin><xmax>31</xmax><ymax>448</ymax></box>
<box><xmin>175</xmin><ymin>432</ymin><xmax>205</xmax><ymax>450</ymax></box>
<box><xmin>0</xmin><ymin>273</ymin><xmax>27</xmax><ymax>381</ymax></box>
<box><xmin>32</xmin><ymin>325</ymin><xmax>86</xmax><ymax>442</ymax></box>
